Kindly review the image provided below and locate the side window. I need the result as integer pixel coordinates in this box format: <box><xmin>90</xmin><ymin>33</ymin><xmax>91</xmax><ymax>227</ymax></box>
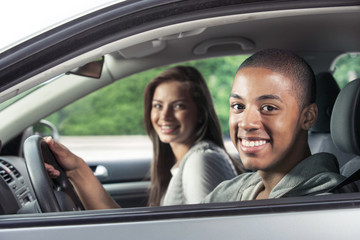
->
<box><xmin>332</xmin><ymin>52</ymin><xmax>360</xmax><ymax>88</ymax></box>
<box><xmin>44</xmin><ymin>68</ymin><xmax>159</xmax><ymax>163</ymax></box>
<box><xmin>44</xmin><ymin>56</ymin><xmax>248</xmax><ymax>159</ymax></box>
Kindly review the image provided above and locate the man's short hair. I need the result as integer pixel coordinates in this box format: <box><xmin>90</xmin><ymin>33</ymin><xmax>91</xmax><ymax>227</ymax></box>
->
<box><xmin>238</xmin><ymin>48</ymin><xmax>316</xmax><ymax>109</ymax></box>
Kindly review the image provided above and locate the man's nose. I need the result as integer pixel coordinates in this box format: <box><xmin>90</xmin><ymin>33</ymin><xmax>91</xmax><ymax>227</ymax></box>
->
<box><xmin>239</xmin><ymin>107</ymin><xmax>261</xmax><ymax>131</ymax></box>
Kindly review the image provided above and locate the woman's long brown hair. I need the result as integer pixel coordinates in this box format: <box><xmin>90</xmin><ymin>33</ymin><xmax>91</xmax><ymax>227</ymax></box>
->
<box><xmin>144</xmin><ymin>66</ymin><xmax>240</xmax><ymax>206</ymax></box>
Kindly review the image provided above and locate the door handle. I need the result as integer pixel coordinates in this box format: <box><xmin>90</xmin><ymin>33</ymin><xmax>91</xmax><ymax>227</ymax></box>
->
<box><xmin>94</xmin><ymin>165</ymin><xmax>109</xmax><ymax>179</ymax></box>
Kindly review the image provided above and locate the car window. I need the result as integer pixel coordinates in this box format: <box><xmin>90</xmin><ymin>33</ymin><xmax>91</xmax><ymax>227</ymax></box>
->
<box><xmin>332</xmin><ymin>52</ymin><xmax>360</xmax><ymax>88</ymax></box>
<box><xmin>44</xmin><ymin>56</ymin><xmax>247</xmax><ymax>158</ymax></box>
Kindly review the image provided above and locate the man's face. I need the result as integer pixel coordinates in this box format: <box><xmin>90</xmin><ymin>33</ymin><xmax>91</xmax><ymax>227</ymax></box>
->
<box><xmin>229</xmin><ymin>67</ymin><xmax>304</xmax><ymax>172</ymax></box>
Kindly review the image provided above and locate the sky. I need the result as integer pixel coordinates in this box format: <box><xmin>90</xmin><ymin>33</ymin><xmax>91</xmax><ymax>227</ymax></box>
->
<box><xmin>0</xmin><ymin>0</ymin><xmax>125</xmax><ymax>52</ymax></box>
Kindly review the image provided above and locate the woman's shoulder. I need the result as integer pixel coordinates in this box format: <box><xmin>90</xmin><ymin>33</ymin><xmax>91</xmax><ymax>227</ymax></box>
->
<box><xmin>189</xmin><ymin>140</ymin><xmax>225</xmax><ymax>154</ymax></box>
<box><xmin>185</xmin><ymin>140</ymin><xmax>228</xmax><ymax>162</ymax></box>
<box><xmin>181</xmin><ymin>140</ymin><xmax>237</xmax><ymax>175</ymax></box>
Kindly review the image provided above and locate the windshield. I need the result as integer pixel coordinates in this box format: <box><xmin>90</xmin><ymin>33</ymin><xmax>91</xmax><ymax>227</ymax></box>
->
<box><xmin>0</xmin><ymin>0</ymin><xmax>125</xmax><ymax>53</ymax></box>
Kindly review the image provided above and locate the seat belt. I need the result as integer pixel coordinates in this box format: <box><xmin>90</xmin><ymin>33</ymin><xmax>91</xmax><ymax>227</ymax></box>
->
<box><xmin>330</xmin><ymin>168</ymin><xmax>360</xmax><ymax>192</ymax></box>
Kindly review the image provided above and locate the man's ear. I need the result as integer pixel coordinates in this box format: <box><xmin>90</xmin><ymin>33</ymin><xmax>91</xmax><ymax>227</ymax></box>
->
<box><xmin>301</xmin><ymin>103</ymin><xmax>318</xmax><ymax>130</ymax></box>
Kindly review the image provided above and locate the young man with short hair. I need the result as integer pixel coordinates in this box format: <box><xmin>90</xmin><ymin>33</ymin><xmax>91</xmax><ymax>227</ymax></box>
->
<box><xmin>204</xmin><ymin>49</ymin><xmax>356</xmax><ymax>202</ymax></box>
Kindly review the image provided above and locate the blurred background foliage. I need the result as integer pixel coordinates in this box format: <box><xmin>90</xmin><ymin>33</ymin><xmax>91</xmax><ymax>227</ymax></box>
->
<box><xmin>333</xmin><ymin>53</ymin><xmax>360</xmax><ymax>88</ymax></box>
<box><xmin>46</xmin><ymin>53</ymin><xmax>360</xmax><ymax>136</ymax></box>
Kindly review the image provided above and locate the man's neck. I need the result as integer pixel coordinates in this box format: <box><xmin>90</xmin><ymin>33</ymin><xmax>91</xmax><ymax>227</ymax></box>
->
<box><xmin>257</xmin><ymin>142</ymin><xmax>312</xmax><ymax>199</ymax></box>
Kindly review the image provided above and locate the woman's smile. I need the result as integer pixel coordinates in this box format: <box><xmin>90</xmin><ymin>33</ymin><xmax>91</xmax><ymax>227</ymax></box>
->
<box><xmin>159</xmin><ymin>124</ymin><xmax>180</xmax><ymax>134</ymax></box>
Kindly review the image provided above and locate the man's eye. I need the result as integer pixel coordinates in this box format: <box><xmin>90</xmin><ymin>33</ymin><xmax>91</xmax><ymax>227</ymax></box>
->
<box><xmin>231</xmin><ymin>103</ymin><xmax>244</xmax><ymax>110</ymax></box>
<box><xmin>262</xmin><ymin>105</ymin><xmax>276</xmax><ymax>112</ymax></box>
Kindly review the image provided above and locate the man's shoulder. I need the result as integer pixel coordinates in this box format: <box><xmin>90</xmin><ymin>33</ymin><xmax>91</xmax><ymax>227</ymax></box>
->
<box><xmin>202</xmin><ymin>172</ymin><xmax>260</xmax><ymax>203</ymax></box>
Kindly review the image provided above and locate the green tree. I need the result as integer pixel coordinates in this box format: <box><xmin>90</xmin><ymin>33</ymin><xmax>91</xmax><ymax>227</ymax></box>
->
<box><xmin>333</xmin><ymin>53</ymin><xmax>360</xmax><ymax>88</ymax></box>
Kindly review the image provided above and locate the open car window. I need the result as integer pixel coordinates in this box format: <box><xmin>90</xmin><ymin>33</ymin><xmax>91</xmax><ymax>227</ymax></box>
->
<box><xmin>44</xmin><ymin>56</ymin><xmax>246</xmax><ymax>157</ymax></box>
<box><xmin>36</xmin><ymin>56</ymin><xmax>245</xmax><ymax>207</ymax></box>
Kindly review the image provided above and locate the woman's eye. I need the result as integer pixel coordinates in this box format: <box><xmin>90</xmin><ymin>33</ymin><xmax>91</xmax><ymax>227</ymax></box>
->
<box><xmin>153</xmin><ymin>103</ymin><xmax>162</xmax><ymax>109</ymax></box>
<box><xmin>174</xmin><ymin>104</ymin><xmax>185</xmax><ymax>110</ymax></box>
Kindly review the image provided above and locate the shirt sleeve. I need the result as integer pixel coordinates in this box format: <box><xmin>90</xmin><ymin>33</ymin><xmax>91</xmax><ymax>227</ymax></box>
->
<box><xmin>182</xmin><ymin>150</ymin><xmax>237</xmax><ymax>204</ymax></box>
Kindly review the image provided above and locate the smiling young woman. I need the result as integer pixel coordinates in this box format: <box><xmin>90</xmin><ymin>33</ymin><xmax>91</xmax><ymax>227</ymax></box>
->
<box><xmin>144</xmin><ymin>66</ymin><xmax>241</xmax><ymax>206</ymax></box>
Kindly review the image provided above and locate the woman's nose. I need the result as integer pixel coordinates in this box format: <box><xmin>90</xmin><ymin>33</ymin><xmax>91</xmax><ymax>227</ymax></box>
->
<box><xmin>161</xmin><ymin>105</ymin><xmax>174</xmax><ymax>120</ymax></box>
<box><xmin>239</xmin><ymin>107</ymin><xmax>260</xmax><ymax>131</ymax></box>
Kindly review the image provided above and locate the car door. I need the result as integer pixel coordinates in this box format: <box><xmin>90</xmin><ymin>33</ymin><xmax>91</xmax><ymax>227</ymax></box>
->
<box><xmin>64</xmin><ymin>136</ymin><xmax>152</xmax><ymax>208</ymax></box>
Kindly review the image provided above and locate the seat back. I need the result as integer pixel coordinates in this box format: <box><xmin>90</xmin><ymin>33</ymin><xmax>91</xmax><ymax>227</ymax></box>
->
<box><xmin>330</xmin><ymin>78</ymin><xmax>360</xmax><ymax>188</ymax></box>
<box><xmin>308</xmin><ymin>72</ymin><xmax>355</xmax><ymax>167</ymax></box>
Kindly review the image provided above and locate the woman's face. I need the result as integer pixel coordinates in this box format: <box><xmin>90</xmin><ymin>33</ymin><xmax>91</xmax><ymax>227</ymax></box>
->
<box><xmin>151</xmin><ymin>80</ymin><xmax>198</xmax><ymax>148</ymax></box>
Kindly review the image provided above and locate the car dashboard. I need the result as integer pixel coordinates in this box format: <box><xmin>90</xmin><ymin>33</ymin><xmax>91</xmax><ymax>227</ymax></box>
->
<box><xmin>0</xmin><ymin>156</ymin><xmax>39</xmax><ymax>215</ymax></box>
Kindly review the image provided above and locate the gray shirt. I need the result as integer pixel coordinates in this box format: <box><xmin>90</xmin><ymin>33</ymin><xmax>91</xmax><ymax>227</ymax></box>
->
<box><xmin>203</xmin><ymin>152</ymin><xmax>356</xmax><ymax>203</ymax></box>
<box><xmin>162</xmin><ymin>140</ymin><xmax>238</xmax><ymax>206</ymax></box>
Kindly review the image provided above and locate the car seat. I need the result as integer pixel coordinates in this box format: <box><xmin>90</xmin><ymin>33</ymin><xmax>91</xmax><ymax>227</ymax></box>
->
<box><xmin>308</xmin><ymin>72</ymin><xmax>356</xmax><ymax>168</ymax></box>
<box><xmin>330</xmin><ymin>78</ymin><xmax>360</xmax><ymax>189</ymax></box>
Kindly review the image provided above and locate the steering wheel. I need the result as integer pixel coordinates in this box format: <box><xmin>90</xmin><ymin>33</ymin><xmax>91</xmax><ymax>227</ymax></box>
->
<box><xmin>23</xmin><ymin>135</ymin><xmax>84</xmax><ymax>212</ymax></box>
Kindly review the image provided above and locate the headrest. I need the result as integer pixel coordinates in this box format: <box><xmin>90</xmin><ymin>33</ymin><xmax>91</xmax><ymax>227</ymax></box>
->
<box><xmin>331</xmin><ymin>78</ymin><xmax>360</xmax><ymax>155</ymax></box>
<box><xmin>310</xmin><ymin>72</ymin><xmax>340</xmax><ymax>133</ymax></box>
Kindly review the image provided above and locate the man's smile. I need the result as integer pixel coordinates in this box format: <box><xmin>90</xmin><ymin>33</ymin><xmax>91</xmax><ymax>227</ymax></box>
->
<box><xmin>238</xmin><ymin>137</ymin><xmax>270</xmax><ymax>153</ymax></box>
<box><xmin>241</xmin><ymin>139</ymin><xmax>267</xmax><ymax>147</ymax></box>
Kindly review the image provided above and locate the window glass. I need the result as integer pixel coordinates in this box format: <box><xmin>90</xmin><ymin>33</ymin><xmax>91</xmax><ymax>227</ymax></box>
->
<box><xmin>332</xmin><ymin>52</ymin><xmax>360</xmax><ymax>88</ymax></box>
<box><xmin>45</xmin><ymin>56</ymin><xmax>249</xmax><ymax>137</ymax></box>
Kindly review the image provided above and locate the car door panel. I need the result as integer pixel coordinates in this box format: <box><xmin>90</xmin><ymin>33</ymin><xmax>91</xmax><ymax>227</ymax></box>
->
<box><xmin>88</xmin><ymin>159</ymin><xmax>151</xmax><ymax>208</ymax></box>
<box><xmin>60</xmin><ymin>136</ymin><xmax>152</xmax><ymax>208</ymax></box>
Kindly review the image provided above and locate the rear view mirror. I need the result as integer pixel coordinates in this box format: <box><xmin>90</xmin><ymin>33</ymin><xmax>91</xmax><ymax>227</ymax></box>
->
<box><xmin>67</xmin><ymin>57</ymin><xmax>104</xmax><ymax>79</ymax></box>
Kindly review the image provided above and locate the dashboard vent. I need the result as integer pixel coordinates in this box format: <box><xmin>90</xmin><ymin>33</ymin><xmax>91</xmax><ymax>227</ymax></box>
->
<box><xmin>0</xmin><ymin>166</ymin><xmax>13</xmax><ymax>183</ymax></box>
<box><xmin>0</xmin><ymin>159</ymin><xmax>22</xmax><ymax>183</ymax></box>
